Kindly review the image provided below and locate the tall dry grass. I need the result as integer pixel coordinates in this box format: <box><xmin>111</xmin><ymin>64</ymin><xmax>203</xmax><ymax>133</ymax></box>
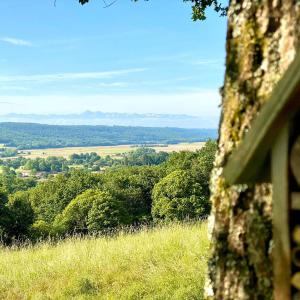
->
<box><xmin>0</xmin><ymin>222</ymin><xmax>208</xmax><ymax>300</ymax></box>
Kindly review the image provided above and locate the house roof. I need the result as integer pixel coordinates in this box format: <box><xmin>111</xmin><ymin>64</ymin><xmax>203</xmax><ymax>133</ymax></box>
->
<box><xmin>223</xmin><ymin>50</ymin><xmax>300</xmax><ymax>185</ymax></box>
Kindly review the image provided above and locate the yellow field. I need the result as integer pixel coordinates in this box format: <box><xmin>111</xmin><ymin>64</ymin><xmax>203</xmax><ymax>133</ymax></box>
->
<box><xmin>19</xmin><ymin>142</ymin><xmax>205</xmax><ymax>159</ymax></box>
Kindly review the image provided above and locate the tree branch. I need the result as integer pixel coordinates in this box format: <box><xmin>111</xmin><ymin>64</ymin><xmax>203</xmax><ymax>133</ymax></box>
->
<box><xmin>102</xmin><ymin>0</ymin><xmax>118</xmax><ymax>8</ymax></box>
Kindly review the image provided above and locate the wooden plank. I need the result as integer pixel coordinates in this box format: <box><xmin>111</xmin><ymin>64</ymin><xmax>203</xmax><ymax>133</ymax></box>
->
<box><xmin>291</xmin><ymin>193</ymin><xmax>300</xmax><ymax>210</ymax></box>
<box><xmin>223</xmin><ymin>51</ymin><xmax>300</xmax><ymax>185</ymax></box>
<box><xmin>272</xmin><ymin>124</ymin><xmax>291</xmax><ymax>300</ymax></box>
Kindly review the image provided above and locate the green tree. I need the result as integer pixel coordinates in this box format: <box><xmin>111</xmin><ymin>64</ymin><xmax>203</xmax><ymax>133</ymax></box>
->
<box><xmin>194</xmin><ymin>140</ymin><xmax>217</xmax><ymax>179</ymax></box>
<box><xmin>0</xmin><ymin>168</ymin><xmax>36</xmax><ymax>194</ymax></box>
<box><xmin>163</xmin><ymin>140</ymin><xmax>217</xmax><ymax>176</ymax></box>
<box><xmin>29</xmin><ymin>220</ymin><xmax>52</xmax><ymax>240</ymax></box>
<box><xmin>161</xmin><ymin>141</ymin><xmax>217</xmax><ymax>204</ymax></box>
<box><xmin>152</xmin><ymin>170</ymin><xmax>210</xmax><ymax>221</ymax></box>
<box><xmin>54</xmin><ymin>189</ymin><xmax>130</xmax><ymax>234</ymax></box>
<box><xmin>102</xmin><ymin>166</ymin><xmax>162</xmax><ymax>223</ymax></box>
<box><xmin>87</xmin><ymin>191</ymin><xmax>130</xmax><ymax>232</ymax></box>
<box><xmin>164</xmin><ymin>151</ymin><xmax>196</xmax><ymax>173</ymax></box>
<box><xmin>7</xmin><ymin>191</ymin><xmax>34</xmax><ymax>238</ymax></box>
<box><xmin>29</xmin><ymin>170</ymin><xmax>99</xmax><ymax>223</ymax></box>
<box><xmin>120</xmin><ymin>148</ymin><xmax>169</xmax><ymax>167</ymax></box>
<box><xmin>53</xmin><ymin>189</ymin><xmax>102</xmax><ymax>234</ymax></box>
<box><xmin>0</xmin><ymin>190</ymin><xmax>11</xmax><ymax>243</ymax></box>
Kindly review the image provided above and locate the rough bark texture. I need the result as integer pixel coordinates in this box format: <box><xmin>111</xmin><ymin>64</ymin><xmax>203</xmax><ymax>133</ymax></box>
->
<box><xmin>210</xmin><ymin>1</ymin><xmax>300</xmax><ymax>299</ymax></box>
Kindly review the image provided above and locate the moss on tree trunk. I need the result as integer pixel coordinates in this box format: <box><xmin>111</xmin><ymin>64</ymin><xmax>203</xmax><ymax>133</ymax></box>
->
<box><xmin>210</xmin><ymin>1</ymin><xmax>300</xmax><ymax>299</ymax></box>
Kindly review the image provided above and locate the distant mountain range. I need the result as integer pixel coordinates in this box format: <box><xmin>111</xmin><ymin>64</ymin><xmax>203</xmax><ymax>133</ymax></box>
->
<box><xmin>0</xmin><ymin>111</ymin><xmax>219</xmax><ymax>129</ymax></box>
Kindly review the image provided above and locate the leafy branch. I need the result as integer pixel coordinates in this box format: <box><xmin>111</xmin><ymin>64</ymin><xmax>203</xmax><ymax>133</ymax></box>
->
<box><xmin>78</xmin><ymin>0</ymin><xmax>228</xmax><ymax>21</ymax></box>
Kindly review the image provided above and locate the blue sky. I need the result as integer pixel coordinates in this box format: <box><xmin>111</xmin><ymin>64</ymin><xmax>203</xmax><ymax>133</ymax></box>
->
<box><xmin>0</xmin><ymin>0</ymin><xmax>227</xmax><ymax>118</ymax></box>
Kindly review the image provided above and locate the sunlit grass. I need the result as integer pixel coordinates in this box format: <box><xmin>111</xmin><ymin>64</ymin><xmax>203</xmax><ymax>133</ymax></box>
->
<box><xmin>0</xmin><ymin>222</ymin><xmax>208</xmax><ymax>300</ymax></box>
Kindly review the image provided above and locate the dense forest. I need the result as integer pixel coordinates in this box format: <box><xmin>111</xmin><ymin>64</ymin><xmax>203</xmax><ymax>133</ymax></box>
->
<box><xmin>0</xmin><ymin>122</ymin><xmax>217</xmax><ymax>149</ymax></box>
<box><xmin>0</xmin><ymin>141</ymin><xmax>217</xmax><ymax>244</ymax></box>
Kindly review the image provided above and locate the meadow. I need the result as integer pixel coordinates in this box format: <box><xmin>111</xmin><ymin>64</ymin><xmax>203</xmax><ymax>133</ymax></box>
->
<box><xmin>0</xmin><ymin>222</ymin><xmax>208</xmax><ymax>300</ymax></box>
<box><xmin>20</xmin><ymin>142</ymin><xmax>205</xmax><ymax>159</ymax></box>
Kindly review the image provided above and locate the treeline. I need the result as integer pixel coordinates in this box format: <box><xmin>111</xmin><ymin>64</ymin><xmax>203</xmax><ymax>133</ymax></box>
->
<box><xmin>0</xmin><ymin>122</ymin><xmax>217</xmax><ymax>149</ymax></box>
<box><xmin>0</xmin><ymin>141</ymin><xmax>217</xmax><ymax>244</ymax></box>
<box><xmin>0</xmin><ymin>148</ymin><xmax>170</xmax><ymax>174</ymax></box>
<box><xmin>0</xmin><ymin>148</ymin><xmax>18</xmax><ymax>158</ymax></box>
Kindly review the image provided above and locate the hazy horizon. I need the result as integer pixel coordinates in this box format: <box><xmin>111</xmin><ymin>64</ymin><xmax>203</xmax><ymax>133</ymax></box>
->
<box><xmin>0</xmin><ymin>110</ymin><xmax>219</xmax><ymax>129</ymax></box>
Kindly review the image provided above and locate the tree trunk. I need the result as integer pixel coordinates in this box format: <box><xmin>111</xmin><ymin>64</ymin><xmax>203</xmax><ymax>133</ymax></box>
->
<box><xmin>210</xmin><ymin>1</ymin><xmax>300</xmax><ymax>299</ymax></box>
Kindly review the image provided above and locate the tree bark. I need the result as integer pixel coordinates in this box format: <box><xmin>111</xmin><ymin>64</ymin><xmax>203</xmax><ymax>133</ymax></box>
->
<box><xmin>210</xmin><ymin>1</ymin><xmax>300</xmax><ymax>299</ymax></box>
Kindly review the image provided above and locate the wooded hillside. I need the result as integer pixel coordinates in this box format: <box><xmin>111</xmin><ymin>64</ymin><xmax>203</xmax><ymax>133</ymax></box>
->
<box><xmin>0</xmin><ymin>122</ymin><xmax>217</xmax><ymax>149</ymax></box>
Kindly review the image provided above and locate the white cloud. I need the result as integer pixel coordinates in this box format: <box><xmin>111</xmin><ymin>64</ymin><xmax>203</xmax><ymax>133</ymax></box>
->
<box><xmin>0</xmin><ymin>37</ymin><xmax>33</xmax><ymax>47</ymax></box>
<box><xmin>79</xmin><ymin>77</ymin><xmax>193</xmax><ymax>90</ymax></box>
<box><xmin>193</xmin><ymin>59</ymin><xmax>222</xmax><ymax>65</ymax></box>
<box><xmin>0</xmin><ymin>101</ymin><xmax>15</xmax><ymax>105</ymax></box>
<box><xmin>136</xmin><ymin>77</ymin><xmax>192</xmax><ymax>86</ymax></box>
<box><xmin>191</xmin><ymin>59</ymin><xmax>225</xmax><ymax>70</ymax></box>
<box><xmin>0</xmin><ymin>68</ymin><xmax>147</xmax><ymax>83</ymax></box>
<box><xmin>94</xmin><ymin>82</ymin><xmax>128</xmax><ymax>88</ymax></box>
<box><xmin>0</xmin><ymin>86</ymin><xmax>29</xmax><ymax>91</ymax></box>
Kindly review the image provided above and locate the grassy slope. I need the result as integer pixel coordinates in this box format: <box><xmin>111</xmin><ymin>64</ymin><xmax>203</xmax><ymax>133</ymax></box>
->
<box><xmin>0</xmin><ymin>223</ymin><xmax>208</xmax><ymax>300</ymax></box>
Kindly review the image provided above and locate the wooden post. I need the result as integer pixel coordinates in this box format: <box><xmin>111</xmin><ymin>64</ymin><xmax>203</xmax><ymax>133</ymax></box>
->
<box><xmin>272</xmin><ymin>123</ymin><xmax>291</xmax><ymax>300</ymax></box>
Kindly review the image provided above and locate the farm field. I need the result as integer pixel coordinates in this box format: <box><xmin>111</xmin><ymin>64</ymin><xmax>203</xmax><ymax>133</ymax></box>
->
<box><xmin>0</xmin><ymin>222</ymin><xmax>208</xmax><ymax>300</ymax></box>
<box><xmin>19</xmin><ymin>142</ymin><xmax>205</xmax><ymax>159</ymax></box>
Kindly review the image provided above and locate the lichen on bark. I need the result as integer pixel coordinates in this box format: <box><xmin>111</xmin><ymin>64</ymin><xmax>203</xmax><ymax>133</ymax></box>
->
<box><xmin>209</xmin><ymin>0</ymin><xmax>300</xmax><ymax>299</ymax></box>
